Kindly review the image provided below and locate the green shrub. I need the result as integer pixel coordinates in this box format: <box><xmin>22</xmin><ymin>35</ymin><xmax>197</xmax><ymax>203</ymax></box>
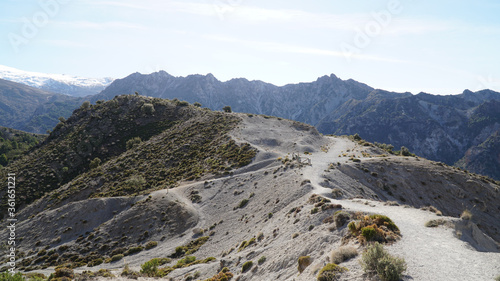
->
<box><xmin>241</xmin><ymin>261</ymin><xmax>253</xmax><ymax>273</ymax></box>
<box><xmin>333</xmin><ymin>211</ymin><xmax>351</xmax><ymax>228</ymax></box>
<box><xmin>369</xmin><ymin>214</ymin><xmax>399</xmax><ymax>232</ymax></box>
<box><xmin>361</xmin><ymin>226</ymin><xmax>377</xmax><ymax>241</ymax></box>
<box><xmin>297</xmin><ymin>256</ymin><xmax>312</xmax><ymax>273</ymax></box>
<box><xmin>361</xmin><ymin>242</ymin><xmax>406</xmax><ymax>281</ymax></box>
<box><xmin>110</xmin><ymin>254</ymin><xmax>124</xmax><ymax>262</ymax></box>
<box><xmin>141</xmin><ymin>103</ymin><xmax>155</xmax><ymax>114</ymax></box>
<box><xmin>141</xmin><ymin>258</ymin><xmax>162</xmax><ymax>277</ymax></box>
<box><xmin>176</xmin><ymin>256</ymin><xmax>196</xmax><ymax>267</ymax></box>
<box><xmin>81</xmin><ymin>101</ymin><xmax>91</xmax><ymax>109</ymax></box>
<box><xmin>125</xmin><ymin>175</ymin><xmax>146</xmax><ymax>188</ymax></box>
<box><xmin>376</xmin><ymin>256</ymin><xmax>407</xmax><ymax>281</ymax></box>
<box><xmin>145</xmin><ymin>241</ymin><xmax>158</xmax><ymax>250</ymax></box>
<box><xmin>317</xmin><ymin>263</ymin><xmax>348</xmax><ymax>281</ymax></box>
<box><xmin>348</xmin><ymin>221</ymin><xmax>357</xmax><ymax>233</ymax></box>
<box><xmin>125</xmin><ymin>246</ymin><xmax>144</xmax><ymax>256</ymax></box>
<box><xmin>87</xmin><ymin>258</ymin><xmax>103</xmax><ymax>267</ymax></box>
<box><xmin>330</xmin><ymin>246</ymin><xmax>358</xmax><ymax>264</ymax></box>
<box><xmin>204</xmin><ymin>268</ymin><xmax>234</xmax><ymax>281</ymax></box>
<box><xmin>238</xmin><ymin>237</ymin><xmax>256</xmax><ymax>252</ymax></box>
<box><xmin>311</xmin><ymin>207</ymin><xmax>319</xmax><ymax>214</ymax></box>
<box><xmin>495</xmin><ymin>275</ymin><xmax>500</xmax><ymax>281</ymax></box>
<box><xmin>400</xmin><ymin>146</ymin><xmax>411</xmax><ymax>156</ymax></box>
<box><xmin>171</xmin><ymin>236</ymin><xmax>209</xmax><ymax>258</ymax></box>
<box><xmin>223</xmin><ymin>106</ymin><xmax>232</xmax><ymax>113</ymax></box>
<box><xmin>95</xmin><ymin>269</ymin><xmax>115</xmax><ymax>278</ymax></box>
<box><xmin>126</xmin><ymin>137</ymin><xmax>142</xmax><ymax>150</ymax></box>
<box><xmin>258</xmin><ymin>256</ymin><xmax>266</xmax><ymax>264</ymax></box>
<box><xmin>236</xmin><ymin>199</ymin><xmax>249</xmax><ymax>209</ymax></box>
<box><xmin>54</xmin><ymin>267</ymin><xmax>74</xmax><ymax>279</ymax></box>
<box><xmin>89</xmin><ymin>157</ymin><xmax>101</xmax><ymax>169</ymax></box>
<box><xmin>0</xmin><ymin>272</ymin><xmax>24</xmax><ymax>281</ymax></box>
<box><xmin>193</xmin><ymin>102</ymin><xmax>202</xmax><ymax>107</ymax></box>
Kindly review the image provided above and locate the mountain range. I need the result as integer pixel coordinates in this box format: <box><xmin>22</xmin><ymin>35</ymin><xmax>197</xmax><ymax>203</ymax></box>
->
<box><xmin>0</xmin><ymin>65</ymin><xmax>113</xmax><ymax>97</ymax></box>
<box><xmin>0</xmin><ymin>95</ymin><xmax>498</xmax><ymax>280</ymax></box>
<box><xmin>92</xmin><ymin>71</ymin><xmax>500</xmax><ymax>180</ymax></box>
<box><xmin>0</xmin><ymin>68</ymin><xmax>499</xmax><ymax>181</ymax></box>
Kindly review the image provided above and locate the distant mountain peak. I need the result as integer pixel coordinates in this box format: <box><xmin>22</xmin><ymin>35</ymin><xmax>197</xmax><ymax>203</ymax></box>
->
<box><xmin>0</xmin><ymin>65</ymin><xmax>114</xmax><ymax>97</ymax></box>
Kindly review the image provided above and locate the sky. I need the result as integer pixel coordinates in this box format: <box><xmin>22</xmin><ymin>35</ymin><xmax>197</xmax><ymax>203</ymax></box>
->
<box><xmin>1</xmin><ymin>0</ymin><xmax>500</xmax><ymax>95</ymax></box>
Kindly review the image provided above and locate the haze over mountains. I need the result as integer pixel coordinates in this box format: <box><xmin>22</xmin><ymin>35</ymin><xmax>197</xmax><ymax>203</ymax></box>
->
<box><xmin>1</xmin><ymin>67</ymin><xmax>499</xmax><ymax>181</ymax></box>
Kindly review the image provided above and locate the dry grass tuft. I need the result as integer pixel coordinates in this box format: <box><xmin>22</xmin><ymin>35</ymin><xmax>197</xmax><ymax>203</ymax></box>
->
<box><xmin>330</xmin><ymin>246</ymin><xmax>358</xmax><ymax>264</ymax></box>
<box><xmin>460</xmin><ymin>209</ymin><xmax>472</xmax><ymax>220</ymax></box>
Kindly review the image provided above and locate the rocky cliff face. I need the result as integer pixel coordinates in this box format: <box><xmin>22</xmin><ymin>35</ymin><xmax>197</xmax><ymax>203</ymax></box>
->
<box><xmin>92</xmin><ymin>72</ymin><xmax>376</xmax><ymax>126</ymax></box>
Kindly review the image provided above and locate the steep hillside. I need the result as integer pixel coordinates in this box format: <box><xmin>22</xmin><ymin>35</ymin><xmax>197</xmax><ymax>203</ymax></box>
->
<box><xmin>316</xmin><ymin>91</ymin><xmax>500</xmax><ymax>179</ymax></box>
<box><xmin>0</xmin><ymin>126</ymin><xmax>45</xmax><ymax>166</ymax></box>
<box><xmin>0</xmin><ymin>79</ymin><xmax>82</xmax><ymax>133</ymax></box>
<box><xmin>1</xmin><ymin>105</ymin><xmax>498</xmax><ymax>281</ymax></box>
<box><xmin>0</xmin><ymin>95</ymin><xmax>255</xmax><ymax>214</ymax></box>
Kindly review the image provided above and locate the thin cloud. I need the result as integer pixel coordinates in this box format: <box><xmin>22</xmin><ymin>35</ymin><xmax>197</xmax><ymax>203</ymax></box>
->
<box><xmin>42</xmin><ymin>39</ymin><xmax>89</xmax><ymax>48</ymax></box>
<box><xmin>204</xmin><ymin>35</ymin><xmax>409</xmax><ymax>63</ymax></box>
<box><xmin>52</xmin><ymin>20</ymin><xmax>147</xmax><ymax>30</ymax></box>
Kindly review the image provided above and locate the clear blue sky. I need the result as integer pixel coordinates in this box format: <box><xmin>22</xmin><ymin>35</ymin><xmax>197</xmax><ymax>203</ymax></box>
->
<box><xmin>1</xmin><ymin>0</ymin><xmax>500</xmax><ymax>94</ymax></box>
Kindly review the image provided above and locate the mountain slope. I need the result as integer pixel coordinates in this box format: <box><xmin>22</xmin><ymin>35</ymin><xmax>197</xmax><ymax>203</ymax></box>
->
<box><xmin>316</xmin><ymin>91</ymin><xmax>500</xmax><ymax>180</ymax></box>
<box><xmin>0</xmin><ymin>65</ymin><xmax>113</xmax><ymax>97</ymax></box>
<box><xmin>0</xmin><ymin>95</ymin><xmax>255</xmax><ymax>212</ymax></box>
<box><xmin>0</xmin><ymin>126</ymin><xmax>45</xmax><ymax>166</ymax></box>
<box><xmin>0</xmin><ymin>79</ymin><xmax>82</xmax><ymax>133</ymax></box>
<box><xmin>0</xmin><ymin>99</ymin><xmax>498</xmax><ymax>280</ymax></box>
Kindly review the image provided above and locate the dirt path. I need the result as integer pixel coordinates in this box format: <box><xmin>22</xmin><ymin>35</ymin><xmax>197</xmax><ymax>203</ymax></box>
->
<box><xmin>303</xmin><ymin>137</ymin><xmax>500</xmax><ymax>281</ymax></box>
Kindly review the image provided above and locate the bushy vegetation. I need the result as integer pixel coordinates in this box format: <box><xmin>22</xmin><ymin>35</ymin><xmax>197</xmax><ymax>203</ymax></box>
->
<box><xmin>0</xmin><ymin>272</ymin><xmax>25</xmax><ymax>281</ymax></box>
<box><xmin>258</xmin><ymin>256</ymin><xmax>267</xmax><ymax>264</ymax></box>
<box><xmin>317</xmin><ymin>263</ymin><xmax>348</xmax><ymax>281</ymax></box>
<box><xmin>54</xmin><ymin>267</ymin><xmax>75</xmax><ymax>279</ymax></box>
<box><xmin>141</xmin><ymin>258</ymin><xmax>164</xmax><ymax>277</ymax></box>
<box><xmin>0</xmin><ymin>127</ymin><xmax>44</xmax><ymax>167</ymax></box>
<box><xmin>171</xmin><ymin>236</ymin><xmax>209</xmax><ymax>258</ymax></box>
<box><xmin>460</xmin><ymin>209</ymin><xmax>473</xmax><ymax>220</ymax></box>
<box><xmin>297</xmin><ymin>256</ymin><xmax>312</xmax><ymax>273</ymax></box>
<box><xmin>360</xmin><ymin>242</ymin><xmax>407</xmax><ymax>281</ymax></box>
<box><xmin>124</xmin><ymin>246</ymin><xmax>144</xmax><ymax>256</ymax></box>
<box><xmin>241</xmin><ymin>261</ymin><xmax>253</xmax><ymax>273</ymax></box>
<box><xmin>330</xmin><ymin>246</ymin><xmax>358</xmax><ymax>264</ymax></box>
<box><xmin>425</xmin><ymin>219</ymin><xmax>446</xmax><ymax>228</ymax></box>
<box><xmin>347</xmin><ymin>214</ymin><xmax>400</xmax><ymax>244</ymax></box>
<box><xmin>238</xmin><ymin>237</ymin><xmax>256</xmax><ymax>252</ymax></box>
<box><xmin>109</xmin><ymin>254</ymin><xmax>124</xmax><ymax>262</ymax></box>
<box><xmin>145</xmin><ymin>241</ymin><xmax>158</xmax><ymax>250</ymax></box>
<box><xmin>126</xmin><ymin>137</ymin><xmax>142</xmax><ymax>150</ymax></box>
<box><xmin>139</xmin><ymin>256</ymin><xmax>213</xmax><ymax>278</ymax></box>
<box><xmin>204</xmin><ymin>267</ymin><xmax>233</xmax><ymax>281</ymax></box>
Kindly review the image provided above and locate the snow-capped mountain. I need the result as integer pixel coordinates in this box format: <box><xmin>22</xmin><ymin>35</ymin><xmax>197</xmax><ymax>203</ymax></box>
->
<box><xmin>0</xmin><ymin>65</ymin><xmax>114</xmax><ymax>97</ymax></box>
